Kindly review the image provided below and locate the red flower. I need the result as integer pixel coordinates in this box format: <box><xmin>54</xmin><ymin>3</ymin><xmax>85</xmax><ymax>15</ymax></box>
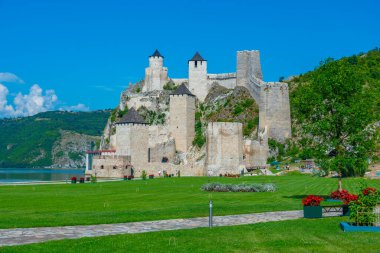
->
<box><xmin>71</xmin><ymin>177</ymin><xmax>77</xmax><ymax>180</ymax></box>
<box><xmin>341</xmin><ymin>193</ymin><xmax>358</xmax><ymax>205</ymax></box>
<box><xmin>362</xmin><ymin>187</ymin><xmax>377</xmax><ymax>196</ymax></box>
<box><xmin>330</xmin><ymin>189</ymin><xmax>349</xmax><ymax>200</ymax></box>
<box><xmin>302</xmin><ymin>195</ymin><xmax>324</xmax><ymax>206</ymax></box>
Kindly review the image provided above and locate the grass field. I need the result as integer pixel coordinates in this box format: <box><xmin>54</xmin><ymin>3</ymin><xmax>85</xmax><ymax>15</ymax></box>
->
<box><xmin>1</xmin><ymin>174</ymin><xmax>379</xmax><ymax>229</ymax></box>
<box><xmin>2</xmin><ymin>217</ymin><xmax>379</xmax><ymax>253</ymax></box>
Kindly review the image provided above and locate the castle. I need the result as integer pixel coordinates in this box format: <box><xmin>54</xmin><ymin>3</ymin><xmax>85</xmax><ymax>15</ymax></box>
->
<box><xmin>85</xmin><ymin>49</ymin><xmax>291</xmax><ymax>178</ymax></box>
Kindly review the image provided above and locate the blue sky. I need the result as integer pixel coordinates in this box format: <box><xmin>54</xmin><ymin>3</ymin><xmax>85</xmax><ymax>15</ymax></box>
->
<box><xmin>0</xmin><ymin>0</ymin><xmax>379</xmax><ymax>116</ymax></box>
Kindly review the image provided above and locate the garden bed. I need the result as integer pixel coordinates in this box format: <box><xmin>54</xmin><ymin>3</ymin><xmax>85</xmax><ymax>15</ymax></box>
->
<box><xmin>340</xmin><ymin>222</ymin><xmax>380</xmax><ymax>232</ymax></box>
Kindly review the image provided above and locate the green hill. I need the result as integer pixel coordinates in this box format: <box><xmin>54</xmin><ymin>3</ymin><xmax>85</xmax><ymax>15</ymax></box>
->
<box><xmin>0</xmin><ymin>110</ymin><xmax>111</xmax><ymax>168</ymax></box>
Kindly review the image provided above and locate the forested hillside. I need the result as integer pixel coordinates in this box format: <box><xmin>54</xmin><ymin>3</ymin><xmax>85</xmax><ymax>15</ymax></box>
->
<box><xmin>0</xmin><ymin>110</ymin><xmax>110</xmax><ymax>168</ymax></box>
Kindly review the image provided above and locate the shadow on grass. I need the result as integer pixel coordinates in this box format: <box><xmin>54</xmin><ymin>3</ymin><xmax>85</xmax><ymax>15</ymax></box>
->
<box><xmin>283</xmin><ymin>194</ymin><xmax>330</xmax><ymax>200</ymax></box>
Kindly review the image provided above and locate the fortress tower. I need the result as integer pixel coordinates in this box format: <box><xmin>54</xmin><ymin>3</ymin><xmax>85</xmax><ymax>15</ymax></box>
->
<box><xmin>188</xmin><ymin>52</ymin><xmax>208</xmax><ymax>102</ymax></box>
<box><xmin>169</xmin><ymin>84</ymin><xmax>196</xmax><ymax>153</ymax></box>
<box><xmin>115</xmin><ymin>108</ymin><xmax>150</xmax><ymax>164</ymax></box>
<box><xmin>143</xmin><ymin>50</ymin><xmax>168</xmax><ymax>92</ymax></box>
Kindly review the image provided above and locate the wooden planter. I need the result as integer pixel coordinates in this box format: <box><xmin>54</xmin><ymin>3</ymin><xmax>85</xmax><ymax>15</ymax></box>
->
<box><xmin>342</xmin><ymin>205</ymin><xmax>350</xmax><ymax>216</ymax></box>
<box><xmin>303</xmin><ymin>206</ymin><xmax>322</xmax><ymax>218</ymax></box>
<box><xmin>71</xmin><ymin>179</ymin><xmax>77</xmax><ymax>184</ymax></box>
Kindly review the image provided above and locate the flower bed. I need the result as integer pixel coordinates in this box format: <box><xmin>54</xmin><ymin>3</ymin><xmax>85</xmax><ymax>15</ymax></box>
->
<box><xmin>149</xmin><ymin>174</ymin><xmax>154</xmax><ymax>179</ymax></box>
<box><xmin>71</xmin><ymin>177</ymin><xmax>77</xmax><ymax>184</ymax></box>
<box><xmin>201</xmin><ymin>183</ymin><xmax>277</xmax><ymax>192</ymax></box>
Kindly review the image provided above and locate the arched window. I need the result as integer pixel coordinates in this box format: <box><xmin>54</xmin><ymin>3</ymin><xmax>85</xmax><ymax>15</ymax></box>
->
<box><xmin>113</xmin><ymin>166</ymin><xmax>117</xmax><ymax>170</ymax></box>
<box><xmin>162</xmin><ymin>157</ymin><xmax>168</xmax><ymax>163</ymax></box>
<box><xmin>100</xmin><ymin>165</ymin><xmax>104</xmax><ymax>169</ymax></box>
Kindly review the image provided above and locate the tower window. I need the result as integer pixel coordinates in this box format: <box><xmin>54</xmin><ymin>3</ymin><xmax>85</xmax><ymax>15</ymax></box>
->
<box><xmin>162</xmin><ymin>157</ymin><xmax>168</xmax><ymax>163</ymax></box>
<box><xmin>100</xmin><ymin>165</ymin><xmax>104</xmax><ymax>169</ymax></box>
<box><xmin>194</xmin><ymin>61</ymin><xmax>198</xmax><ymax>68</ymax></box>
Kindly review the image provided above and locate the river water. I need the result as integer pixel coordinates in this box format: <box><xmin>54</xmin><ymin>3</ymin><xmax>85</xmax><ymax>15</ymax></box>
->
<box><xmin>0</xmin><ymin>168</ymin><xmax>84</xmax><ymax>183</ymax></box>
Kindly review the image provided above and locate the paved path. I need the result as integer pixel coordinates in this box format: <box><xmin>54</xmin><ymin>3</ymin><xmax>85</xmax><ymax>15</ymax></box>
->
<box><xmin>0</xmin><ymin>210</ymin><xmax>340</xmax><ymax>247</ymax></box>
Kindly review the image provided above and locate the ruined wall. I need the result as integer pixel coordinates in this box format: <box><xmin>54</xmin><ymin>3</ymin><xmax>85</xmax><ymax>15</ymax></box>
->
<box><xmin>169</xmin><ymin>94</ymin><xmax>195</xmax><ymax>153</ymax></box>
<box><xmin>148</xmin><ymin>125</ymin><xmax>176</xmax><ymax>163</ymax></box>
<box><xmin>188</xmin><ymin>60</ymin><xmax>208</xmax><ymax>102</ymax></box>
<box><xmin>91</xmin><ymin>155</ymin><xmax>131</xmax><ymax>178</ymax></box>
<box><xmin>143</xmin><ymin>56</ymin><xmax>168</xmax><ymax>92</ymax></box>
<box><xmin>259</xmin><ymin>82</ymin><xmax>292</xmax><ymax>142</ymax></box>
<box><xmin>206</xmin><ymin>122</ymin><xmax>244</xmax><ymax>176</ymax></box>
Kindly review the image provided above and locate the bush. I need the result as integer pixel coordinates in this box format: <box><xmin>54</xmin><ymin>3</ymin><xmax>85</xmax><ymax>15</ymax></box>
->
<box><xmin>141</xmin><ymin>170</ymin><xmax>147</xmax><ymax>180</ymax></box>
<box><xmin>349</xmin><ymin>184</ymin><xmax>379</xmax><ymax>226</ymax></box>
<box><xmin>302</xmin><ymin>195</ymin><xmax>324</xmax><ymax>206</ymax></box>
<box><xmin>201</xmin><ymin>183</ymin><xmax>277</xmax><ymax>192</ymax></box>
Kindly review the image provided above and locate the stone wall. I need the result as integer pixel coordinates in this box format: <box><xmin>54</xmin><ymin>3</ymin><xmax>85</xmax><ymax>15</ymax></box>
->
<box><xmin>169</xmin><ymin>94</ymin><xmax>195</xmax><ymax>152</ymax></box>
<box><xmin>207</xmin><ymin>73</ymin><xmax>236</xmax><ymax>89</ymax></box>
<box><xmin>91</xmin><ymin>155</ymin><xmax>131</xmax><ymax>178</ymax></box>
<box><xmin>206</xmin><ymin>122</ymin><xmax>244</xmax><ymax>176</ymax></box>
<box><xmin>236</xmin><ymin>50</ymin><xmax>291</xmax><ymax>143</ymax></box>
<box><xmin>188</xmin><ymin>60</ymin><xmax>208</xmax><ymax>102</ymax></box>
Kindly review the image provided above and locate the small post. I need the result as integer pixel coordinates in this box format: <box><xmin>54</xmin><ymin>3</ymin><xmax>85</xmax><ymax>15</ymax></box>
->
<box><xmin>209</xmin><ymin>200</ymin><xmax>213</xmax><ymax>228</ymax></box>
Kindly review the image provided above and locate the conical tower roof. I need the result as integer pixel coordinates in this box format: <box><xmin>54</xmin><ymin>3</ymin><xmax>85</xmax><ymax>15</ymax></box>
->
<box><xmin>116</xmin><ymin>108</ymin><xmax>146</xmax><ymax>125</ymax></box>
<box><xmin>171</xmin><ymin>83</ymin><xmax>195</xmax><ymax>97</ymax></box>
<box><xmin>150</xmin><ymin>49</ymin><xmax>164</xmax><ymax>58</ymax></box>
<box><xmin>189</xmin><ymin>51</ymin><xmax>205</xmax><ymax>61</ymax></box>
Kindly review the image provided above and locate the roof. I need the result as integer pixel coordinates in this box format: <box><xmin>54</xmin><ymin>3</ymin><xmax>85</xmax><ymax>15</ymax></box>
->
<box><xmin>189</xmin><ymin>52</ymin><xmax>205</xmax><ymax>61</ymax></box>
<box><xmin>171</xmin><ymin>84</ymin><xmax>195</xmax><ymax>97</ymax></box>
<box><xmin>116</xmin><ymin>108</ymin><xmax>146</xmax><ymax>125</ymax></box>
<box><xmin>150</xmin><ymin>49</ymin><xmax>164</xmax><ymax>58</ymax></box>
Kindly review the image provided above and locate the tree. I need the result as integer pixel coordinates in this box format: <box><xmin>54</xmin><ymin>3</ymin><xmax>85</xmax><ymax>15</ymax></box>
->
<box><xmin>292</xmin><ymin>57</ymin><xmax>379</xmax><ymax>183</ymax></box>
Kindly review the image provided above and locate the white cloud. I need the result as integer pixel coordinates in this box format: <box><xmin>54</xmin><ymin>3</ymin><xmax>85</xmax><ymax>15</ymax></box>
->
<box><xmin>0</xmin><ymin>72</ymin><xmax>24</xmax><ymax>84</ymax></box>
<box><xmin>0</xmin><ymin>80</ymin><xmax>91</xmax><ymax>118</ymax></box>
<box><xmin>60</xmin><ymin>103</ymin><xmax>90</xmax><ymax>112</ymax></box>
<box><xmin>0</xmin><ymin>84</ymin><xmax>16</xmax><ymax>117</ymax></box>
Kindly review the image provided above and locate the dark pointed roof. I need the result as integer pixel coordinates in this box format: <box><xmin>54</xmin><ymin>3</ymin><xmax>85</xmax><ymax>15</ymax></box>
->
<box><xmin>189</xmin><ymin>52</ymin><xmax>205</xmax><ymax>61</ymax></box>
<box><xmin>150</xmin><ymin>49</ymin><xmax>164</xmax><ymax>58</ymax></box>
<box><xmin>171</xmin><ymin>83</ymin><xmax>195</xmax><ymax>97</ymax></box>
<box><xmin>116</xmin><ymin>108</ymin><xmax>146</xmax><ymax>125</ymax></box>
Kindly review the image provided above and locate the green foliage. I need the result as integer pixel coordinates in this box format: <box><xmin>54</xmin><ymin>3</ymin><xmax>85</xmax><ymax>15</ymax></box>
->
<box><xmin>349</xmin><ymin>183</ymin><xmax>379</xmax><ymax>226</ymax></box>
<box><xmin>290</xmin><ymin>49</ymin><xmax>380</xmax><ymax>177</ymax></box>
<box><xmin>141</xmin><ymin>170</ymin><xmax>147</xmax><ymax>180</ymax></box>
<box><xmin>193</xmin><ymin>121</ymin><xmax>206</xmax><ymax>148</ymax></box>
<box><xmin>135</xmin><ymin>87</ymin><xmax>141</xmax><ymax>93</ymax></box>
<box><xmin>0</xmin><ymin>110</ymin><xmax>110</xmax><ymax>168</ymax></box>
<box><xmin>163</xmin><ymin>80</ymin><xmax>178</xmax><ymax>91</ymax></box>
<box><xmin>233</xmin><ymin>105</ymin><xmax>243</xmax><ymax>115</ymax></box>
<box><xmin>68</xmin><ymin>152</ymin><xmax>82</xmax><ymax>162</ymax></box>
<box><xmin>117</xmin><ymin>107</ymin><xmax>128</xmax><ymax>118</ymax></box>
<box><xmin>90</xmin><ymin>175</ymin><xmax>97</xmax><ymax>183</ymax></box>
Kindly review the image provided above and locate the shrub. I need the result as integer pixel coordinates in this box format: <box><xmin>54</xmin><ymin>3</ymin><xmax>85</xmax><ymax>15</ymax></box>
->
<box><xmin>141</xmin><ymin>170</ymin><xmax>147</xmax><ymax>180</ymax></box>
<box><xmin>349</xmin><ymin>185</ymin><xmax>379</xmax><ymax>226</ymax></box>
<box><xmin>302</xmin><ymin>195</ymin><xmax>324</xmax><ymax>206</ymax></box>
<box><xmin>90</xmin><ymin>175</ymin><xmax>97</xmax><ymax>183</ymax></box>
<box><xmin>330</xmin><ymin>189</ymin><xmax>349</xmax><ymax>200</ymax></box>
<box><xmin>201</xmin><ymin>183</ymin><xmax>277</xmax><ymax>192</ymax></box>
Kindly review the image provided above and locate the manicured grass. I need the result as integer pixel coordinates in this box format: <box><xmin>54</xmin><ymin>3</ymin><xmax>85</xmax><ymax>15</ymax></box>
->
<box><xmin>0</xmin><ymin>175</ymin><xmax>379</xmax><ymax>229</ymax></box>
<box><xmin>2</xmin><ymin>217</ymin><xmax>380</xmax><ymax>252</ymax></box>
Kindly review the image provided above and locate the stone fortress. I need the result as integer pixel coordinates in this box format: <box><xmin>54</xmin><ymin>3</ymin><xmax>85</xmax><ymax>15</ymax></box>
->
<box><xmin>85</xmin><ymin>49</ymin><xmax>291</xmax><ymax>178</ymax></box>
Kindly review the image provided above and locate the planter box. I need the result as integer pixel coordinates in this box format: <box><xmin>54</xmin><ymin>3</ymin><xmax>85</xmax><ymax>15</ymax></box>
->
<box><xmin>342</xmin><ymin>205</ymin><xmax>350</xmax><ymax>216</ymax></box>
<box><xmin>303</xmin><ymin>206</ymin><xmax>322</xmax><ymax>218</ymax></box>
<box><xmin>71</xmin><ymin>180</ymin><xmax>76</xmax><ymax>184</ymax></box>
<box><xmin>340</xmin><ymin>222</ymin><xmax>380</xmax><ymax>232</ymax></box>
<box><xmin>123</xmin><ymin>177</ymin><xmax>128</xmax><ymax>181</ymax></box>
<box><xmin>149</xmin><ymin>175</ymin><xmax>154</xmax><ymax>179</ymax></box>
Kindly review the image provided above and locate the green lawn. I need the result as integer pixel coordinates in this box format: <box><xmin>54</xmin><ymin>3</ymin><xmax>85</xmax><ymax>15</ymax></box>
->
<box><xmin>0</xmin><ymin>175</ymin><xmax>379</xmax><ymax>229</ymax></box>
<box><xmin>2</xmin><ymin>217</ymin><xmax>379</xmax><ymax>253</ymax></box>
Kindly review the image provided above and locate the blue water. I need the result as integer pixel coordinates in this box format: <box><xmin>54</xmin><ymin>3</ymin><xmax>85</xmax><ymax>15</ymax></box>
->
<box><xmin>0</xmin><ymin>168</ymin><xmax>84</xmax><ymax>183</ymax></box>
<box><xmin>376</xmin><ymin>172</ymin><xmax>380</xmax><ymax>176</ymax></box>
